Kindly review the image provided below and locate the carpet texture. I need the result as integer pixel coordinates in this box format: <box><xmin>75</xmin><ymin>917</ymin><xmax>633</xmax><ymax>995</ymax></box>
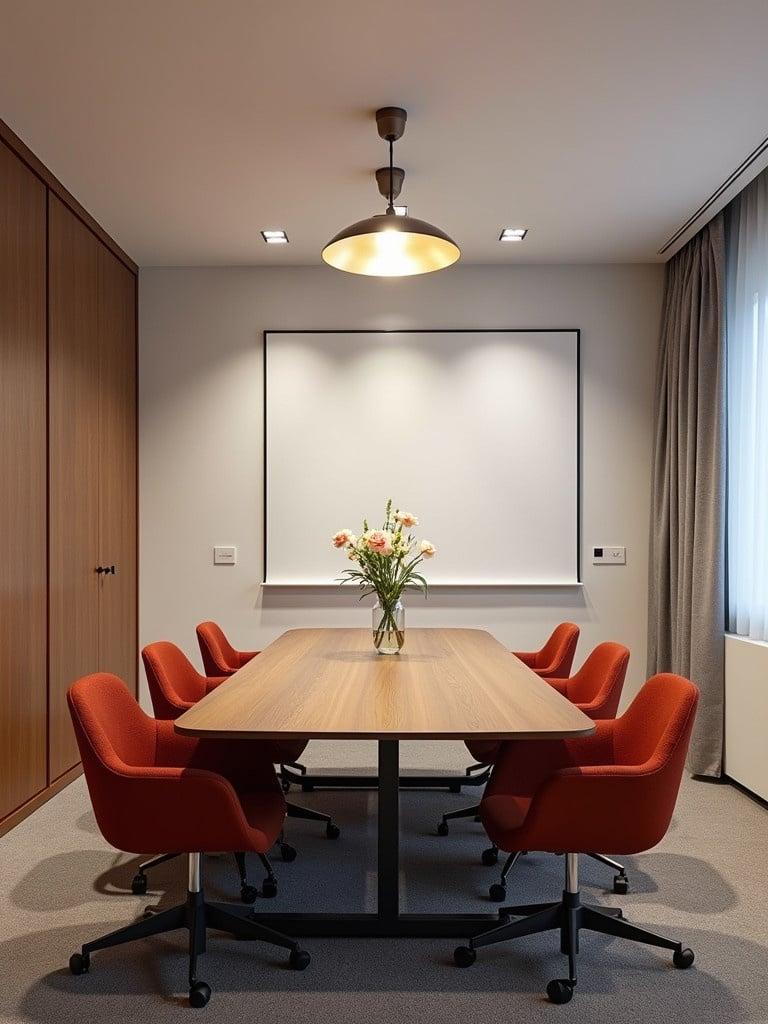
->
<box><xmin>0</xmin><ymin>773</ymin><xmax>766</xmax><ymax>1022</ymax></box>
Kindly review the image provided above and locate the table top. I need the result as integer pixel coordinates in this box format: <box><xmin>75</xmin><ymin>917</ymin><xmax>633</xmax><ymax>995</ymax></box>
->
<box><xmin>175</xmin><ymin>628</ymin><xmax>594</xmax><ymax>741</ymax></box>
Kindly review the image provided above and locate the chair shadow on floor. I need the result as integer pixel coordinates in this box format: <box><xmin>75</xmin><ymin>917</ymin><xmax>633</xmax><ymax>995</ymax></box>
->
<box><xmin>403</xmin><ymin>803</ymin><xmax>739</xmax><ymax>917</ymax></box>
<box><xmin>2</xmin><ymin>798</ymin><xmax>757</xmax><ymax>1021</ymax></box>
<box><xmin>2</xmin><ymin>916</ymin><xmax>761</xmax><ymax>1023</ymax></box>
<box><xmin>74</xmin><ymin>809</ymin><xmax>99</xmax><ymax>835</ymax></box>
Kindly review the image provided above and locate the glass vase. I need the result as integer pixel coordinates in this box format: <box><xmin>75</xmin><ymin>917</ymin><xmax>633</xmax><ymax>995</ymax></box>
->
<box><xmin>372</xmin><ymin>599</ymin><xmax>405</xmax><ymax>655</ymax></box>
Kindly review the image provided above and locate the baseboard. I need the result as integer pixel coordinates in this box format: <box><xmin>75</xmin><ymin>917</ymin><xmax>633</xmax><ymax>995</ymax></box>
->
<box><xmin>0</xmin><ymin>763</ymin><xmax>82</xmax><ymax>838</ymax></box>
<box><xmin>723</xmin><ymin>773</ymin><xmax>768</xmax><ymax>811</ymax></box>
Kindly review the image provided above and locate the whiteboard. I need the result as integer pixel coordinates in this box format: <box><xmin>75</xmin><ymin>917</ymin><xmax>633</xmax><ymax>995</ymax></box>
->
<box><xmin>264</xmin><ymin>330</ymin><xmax>580</xmax><ymax>585</ymax></box>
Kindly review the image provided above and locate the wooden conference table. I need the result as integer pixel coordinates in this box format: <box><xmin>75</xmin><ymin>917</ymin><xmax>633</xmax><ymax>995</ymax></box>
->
<box><xmin>175</xmin><ymin>627</ymin><xmax>594</xmax><ymax>938</ymax></box>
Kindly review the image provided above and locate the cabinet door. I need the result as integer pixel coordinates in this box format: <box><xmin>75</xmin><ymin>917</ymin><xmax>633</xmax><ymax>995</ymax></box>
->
<box><xmin>0</xmin><ymin>143</ymin><xmax>47</xmax><ymax>817</ymax></box>
<box><xmin>97</xmin><ymin>244</ymin><xmax>137</xmax><ymax>691</ymax></box>
<box><xmin>48</xmin><ymin>195</ymin><xmax>101</xmax><ymax>779</ymax></box>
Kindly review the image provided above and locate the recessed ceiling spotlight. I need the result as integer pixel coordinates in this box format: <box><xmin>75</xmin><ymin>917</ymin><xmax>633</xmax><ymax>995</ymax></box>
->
<box><xmin>261</xmin><ymin>229</ymin><xmax>289</xmax><ymax>244</ymax></box>
<box><xmin>499</xmin><ymin>227</ymin><xmax>528</xmax><ymax>242</ymax></box>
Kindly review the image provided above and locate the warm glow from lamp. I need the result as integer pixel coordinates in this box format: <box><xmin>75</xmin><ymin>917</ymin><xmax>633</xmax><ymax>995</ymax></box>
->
<box><xmin>322</xmin><ymin>106</ymin><xmax>460</xmax><ymax>277</ymax></box>
<box><xmin>322</xmin><ymin>214</ymin><xmax>460</xmax><ymax>277</ymax></box>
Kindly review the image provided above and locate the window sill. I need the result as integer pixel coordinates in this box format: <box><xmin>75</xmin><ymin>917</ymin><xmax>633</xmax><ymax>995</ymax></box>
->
<box><xmin>725</xmin><ymin>632</ymin><xmax>768</xmax><ymax>650</ymax></box>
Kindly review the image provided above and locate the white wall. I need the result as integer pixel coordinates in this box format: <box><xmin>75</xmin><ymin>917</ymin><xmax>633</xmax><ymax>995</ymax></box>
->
<box><xmin>139</xmin><ymin>263</ymin><xmax>663</xmax><ymax>768</ymax></box>
<box><xmin>725</xmin><ymin>634</ymin><xmax>768</xmax><ymax>801</ymax></box>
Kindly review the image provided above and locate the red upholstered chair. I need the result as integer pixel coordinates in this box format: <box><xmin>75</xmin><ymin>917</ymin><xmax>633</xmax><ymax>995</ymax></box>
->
<box><xmin>545</xmin><ymin>640</ymin><xmax>629</xmax><ymax>719</ymax></box>
<box><xmin>142</xmin><ymin>639</ymin><xmax>227</xmax><ymax>720</ymax></box>
<box><xmin>135</xmin><ymin>641</ymin><xmax>273</xmax><ymax>898</ymax></box>
<box><xmin>512</xmin><ymin>621</ymin><xmax>581</xmax><ymax>680</ymax></box>
<box><xmin>67</xmin><ymin>674</ymin><xmax>310</xmax><ymax>1007</ymax></box>
<box><xmin>142</xmin><ymin>642</ymin><xmax>340</xmax><ymax>861</ymax></box>
<box><xmin>438</xmin><ymin>642</ymin><xmax>630</xmax><ymax>892</ymax></box>
<box><xmin>458</xmin><ymin>624</ymin><xmax>581</xmax><ymax>787</ymax></box>
<box><xmin>196</xmin><ymin>620</ymin><xmax>308</xmax><ymax>783</ymax></box>
<box><xmin>453</xmin><ymin>674</ymin><xmax>699</xmax><ymax>1005</ymax></box>
<box><xmin>196</xmin><ymin>620</ymin><xmax>259</xmax><ymax>676</ymax></box>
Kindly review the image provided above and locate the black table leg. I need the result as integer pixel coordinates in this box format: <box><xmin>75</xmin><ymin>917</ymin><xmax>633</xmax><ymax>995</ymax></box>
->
<box><xmin>377</xmin><ymin>740</ymin><xmax>400</xmax><ymax>921</ymax></box>
<box><xmin>253</xmin><ymin>740</ymin><xmax>502</xmax><ymax>937</ymax></box>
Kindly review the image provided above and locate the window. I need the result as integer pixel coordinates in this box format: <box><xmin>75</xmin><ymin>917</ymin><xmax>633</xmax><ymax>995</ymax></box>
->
<box><xmin>726</xmin><ymin>168</ymin><xmax>768</xmax><ymax>641</ymax></box>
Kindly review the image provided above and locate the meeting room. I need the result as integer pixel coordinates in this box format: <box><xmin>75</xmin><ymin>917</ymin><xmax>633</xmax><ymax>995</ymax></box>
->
<box><xmin>0</xmin><ymin>3</ymin><xmax>766</xmax><ymax>1022</ymax></box>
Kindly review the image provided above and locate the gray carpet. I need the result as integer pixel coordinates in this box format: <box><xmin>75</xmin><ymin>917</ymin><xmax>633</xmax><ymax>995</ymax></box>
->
<box><xmin>1</xmin><ymin>774</ymin><xmax>766</xmax><ymax>1022</ymax></box>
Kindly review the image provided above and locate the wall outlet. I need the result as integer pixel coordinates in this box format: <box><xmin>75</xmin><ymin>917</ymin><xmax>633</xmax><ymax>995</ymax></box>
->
<box><xmin>213</xmin><ymin>546</ymin><xmax>237</xmax><ymax>565</ymax></box>
<box><xmin>592</xmin><ymin>545</ymin><xmax>626</xmax><ymax>565</ymax></box>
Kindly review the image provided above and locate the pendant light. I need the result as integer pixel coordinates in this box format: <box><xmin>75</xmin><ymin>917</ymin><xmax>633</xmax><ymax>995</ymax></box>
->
<box><xmin>322</xmin><ymin>107</ymin><xmax>460</xmax><ymax>277</ymax></box>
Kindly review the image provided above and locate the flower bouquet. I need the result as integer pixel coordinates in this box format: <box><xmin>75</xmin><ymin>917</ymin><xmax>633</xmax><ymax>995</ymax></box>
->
<box><xmin>332</xmin><ymin>499</ymin><xmax>436</xmax><ymax>654</ymax></box>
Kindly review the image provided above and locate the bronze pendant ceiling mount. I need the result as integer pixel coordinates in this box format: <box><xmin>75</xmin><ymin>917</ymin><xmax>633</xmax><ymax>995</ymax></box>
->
<box><xmin>321</xmin><ymin>107</ymin><xmax>460</xmax><ymax>277</ymax></box>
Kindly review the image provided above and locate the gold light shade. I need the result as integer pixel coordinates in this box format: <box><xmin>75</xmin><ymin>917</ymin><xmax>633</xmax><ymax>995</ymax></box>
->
<box><xmin>322</xmin><ymin>213</ymin><xmax>460</xmax><ymax>277</ymax></box>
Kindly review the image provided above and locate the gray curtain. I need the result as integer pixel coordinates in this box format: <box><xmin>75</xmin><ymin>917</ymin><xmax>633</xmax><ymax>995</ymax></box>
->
<box><xmin>647</xmin><ymin>213</ymin><xmax>726</xmax><ymax>777</ymax></box>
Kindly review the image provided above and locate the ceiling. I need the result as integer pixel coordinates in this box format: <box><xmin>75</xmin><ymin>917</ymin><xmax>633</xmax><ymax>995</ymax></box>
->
<box><xmin>2</xmin><ymin>0</ymin><xmax>768</xmax><ymax>267</ymax></box>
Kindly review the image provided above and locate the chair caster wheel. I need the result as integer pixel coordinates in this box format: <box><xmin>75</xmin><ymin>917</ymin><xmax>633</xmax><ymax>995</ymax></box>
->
<box><xmin>481</xmin><ymin>846</ymin><xmax>498</xmax><ymax>866</ymax></box>
<box><xmin>613</xmin><ymin>875</ymin><xmax>629</xmax><ymax>895</ymax></box>
<box><xmin>326</xmin><ymin>822</ymin><xmax>341</xmax><ymax>840</ymax></box>
<box><xmin>547</xmin><ymin>979</ymin><xmax>574</xmax><ymax>1004</ymax></box>
<box><xmin>281</xmin><ymin>780</ymin><xmax>291</xmax><ymax>793</ymax></box>
<box><xmin>289</xmin><ymin>948</ymin><xmax>311</xmax><ymax>970</ymax></box>
<box><xmin>280</xmin><ymin>843</ymin><xmax>297</xmax><ymax>862</ymax></box>
<box><xmin>131</xmin><ymin>873</ymin><xmax>147</xmax><ymax>895</ymax></box>
<box><xmin>261</xmin><ymin>879</ymin><xmax>278</xmax><ymax>899</ymax></box>
<box><xmin>240</xmin><ymin>884</ymin><xmax>259</xmax><ymax>904</ymax></box>
<box><xmin>437</xmin><ymin>821</ymin><xmax>449</xmax><ymax>837</ymax></box>
<box><xmin>69</xmin><ymin>952</ymin><xmax>90</xmax><ymax>975</ymax></box>
<box><xmin>673</xmin><ymin>947</ymin><xmax>694</xmax><ymax>969</ymax></box>
<box><xmin>189</xmin><ymin>981</ymin><xmax>211</xmax><ymax>1007</ymax></box>
<box><xmin>453</xmin><ymin>945</ymin><xmax>476</xmax><ymax>968</ymax></box>
<box><xmin>489</xmin><ymin>883</ymin><xmax>507</xmax><ymax>902</ymax></box>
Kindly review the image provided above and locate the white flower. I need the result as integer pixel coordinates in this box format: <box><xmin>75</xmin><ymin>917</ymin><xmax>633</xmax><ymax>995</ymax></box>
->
<box><xmin>419</xmin><ymin>539</ymin><xmax>436</xmax><ymax>558</ymax></box>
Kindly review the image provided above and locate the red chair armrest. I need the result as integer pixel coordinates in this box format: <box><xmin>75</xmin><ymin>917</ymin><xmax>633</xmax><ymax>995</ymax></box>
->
<box><xmin>486</xmin><ymin>721</ymin><xmax>613</xmax><ymax>800</ymax></box>
<box><xmin>91</xmin><ymin>765</ymin><xmax>263</xmax><ymax>854</ymax></box>
<box><xmin>157</xmin><ymin>720</ymin><xmax>281</xmax><ymax>793</ymax></box>
<box><xmin>515</xmin><ymin>762</ymin><xmax>677</xmax><ymax>855</ymax></box>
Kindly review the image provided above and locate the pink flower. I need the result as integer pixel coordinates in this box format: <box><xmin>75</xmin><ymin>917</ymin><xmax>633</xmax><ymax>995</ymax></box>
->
<box><xmin>395</xmin><ymin>511</ymin><xmax>419</xmax><ymax>528</ymax></box>
<box><xmin>365</xmin><ymin>529</ymin><xmax>394</xmax><ymax>555</ymax></box>
<box><xmin>332</xmin><ymin>529</ymin><xmax>356</xmax><ymax>548</ymax></box>
<box><xmin>419</xmin><ymin>539</ymin><xmax>436</xmax><ymax>558</ymax></box>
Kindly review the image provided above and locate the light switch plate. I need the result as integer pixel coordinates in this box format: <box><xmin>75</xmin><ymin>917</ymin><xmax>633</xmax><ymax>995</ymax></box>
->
<box><xmin>213</xmin><ymin>546</ymin><xmax>237</xmax><ymax>565</ymax></box>
<box><xmin>592</xmin><ymin>545</ymin><xmax>626</xmax><ymax>565</ymax></box>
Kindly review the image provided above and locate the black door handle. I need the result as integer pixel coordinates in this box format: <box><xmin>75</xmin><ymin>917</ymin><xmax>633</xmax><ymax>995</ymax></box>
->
<box><xmin>95</xmin><ymin>566</ymin><xmax>105</xmax><ymax>574</ymax></box>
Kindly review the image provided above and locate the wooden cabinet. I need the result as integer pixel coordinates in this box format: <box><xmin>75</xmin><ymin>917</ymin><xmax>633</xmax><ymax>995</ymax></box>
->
<box><xmin>0</xmin><ymin>142</ymin><xmax>48</xmax><ymax>820</ymax></box>
<box><xmin>0</xmin><ymin>119</ymin><xmax>137</xmax><ymax>831</ymax></box>
<box><xmin>48</xmin><ymin>197</ymin><xmax>137</xmax><ymax>780</ymax></box>
<box><xmin>97</xmin><ymin>244</ymin><xmax>138</xmax><ymax>688</ymax></box>
<box><xmin>48</xmin><ymin>196</ymin><xmax>102</xmax><ymax>778</ymax></box>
